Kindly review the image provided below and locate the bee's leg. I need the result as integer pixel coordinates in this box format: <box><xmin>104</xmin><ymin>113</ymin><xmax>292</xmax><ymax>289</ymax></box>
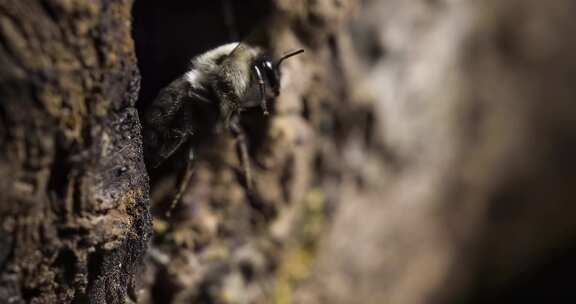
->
<box><xmin>165</xmin><ymin>105</ymin><xmax>197</xmax><ymax>216</ymax></box>
<box><xmin>253</xmin><ymin>65</ymin><xmax>268</xmax><ymax>115</ymax></box>
<box><xmin>229</xmin><ymin>114</ymin><xmax>252</xmax><ymax>190</ymax></box>
<box><xmin>167</xmin><ymin>129</ymin><xmax>188</xmax><ymax>153</ymax></box>
<box><xmin>157</xmin><ymin>125</ymin><xmax>191</xmax><ymax>165</ymax></box>
<box><xmin>188</xmin><ymin>88</ymin><xmax>212</xmax><ymax>104</ymax></box>
<box><xmin>166</xmin><ymin>145</ymin><xmax>196</xmax><ymax>217</ymax></box>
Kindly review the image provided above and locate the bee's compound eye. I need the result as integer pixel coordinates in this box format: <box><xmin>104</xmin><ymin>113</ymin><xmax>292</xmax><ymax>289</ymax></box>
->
<box><xmin>262</xmin><ymin>60</ymin><xmax>279</xmax><ymax>91</ymax></box>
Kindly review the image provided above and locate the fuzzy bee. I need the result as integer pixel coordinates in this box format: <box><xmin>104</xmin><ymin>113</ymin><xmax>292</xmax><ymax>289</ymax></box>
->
<box><xmin>142</xmin><ymin>42</ymin><xmax>303</xmax><ymax>210</ymax></box>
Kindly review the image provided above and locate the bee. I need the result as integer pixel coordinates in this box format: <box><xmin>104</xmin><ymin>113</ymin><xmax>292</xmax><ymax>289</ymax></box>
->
<box><xmin>142</xmin><ymin>42</ymin><xmax>304</xmax><ymax>214</ymax></box>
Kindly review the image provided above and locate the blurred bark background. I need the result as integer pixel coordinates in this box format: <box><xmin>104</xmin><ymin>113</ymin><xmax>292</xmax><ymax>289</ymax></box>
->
<box><xmin>2</xmin><ymin>0</ymin><xmax>576</xmax><ymax>303</ymax></box>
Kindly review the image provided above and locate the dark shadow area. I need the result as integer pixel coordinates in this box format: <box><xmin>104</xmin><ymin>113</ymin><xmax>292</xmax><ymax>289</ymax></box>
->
<box><xmin>468</xmin><ymin>241</ymin><xmax>576</xmax><ymax>303</ymax></box>
<box><xmin>132</xmin><ymin>0</ymin><xmax>271</xmax><ymax>110</ymax></box>
<box><xmin>132</xmin><ymin>0</ymin><xmax>273</xmax><ymax>212</ymax></box>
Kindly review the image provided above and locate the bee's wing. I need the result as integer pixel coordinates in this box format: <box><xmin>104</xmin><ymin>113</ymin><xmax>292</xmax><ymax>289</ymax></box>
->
<box><xmin>143</xmin><ymin>78</ymin><xmax>196</xmax><ymax>168</ymax></box>
<box><xmin>222</xmin><ymin>42</ymin><xmax>256</xmax><ymax>63</ymax></box>
<box><xmin>143</xmin><ymin>79</ymin><xmax>186</xmax><ymax>127</ymax></box>
<box><xmin>226</xmin><ymin>42</ymin><xmax>245</xmax><ymax>57</ymax></box>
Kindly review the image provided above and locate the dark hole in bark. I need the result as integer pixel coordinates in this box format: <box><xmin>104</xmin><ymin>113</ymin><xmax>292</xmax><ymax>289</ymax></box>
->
<box><xmin>132</xmin><ymin>0</ymin><xmax>271</xmax><ymax>111</ymax></box>
<box><xmin>0</xmin><ymin>231</ymin><xmax>13</xmax><ymax>271</ymax></box>
<box><xmin>150</xmin><ymin>267</ymin><xmax>176</xmax><ymax>304</ymax></box>
<box><xmin>85</xmin><ymin>250</ymin><xmax>104</xmax><ymax>299</ymax></box>
<box><xmin>132</xmin><ymin>0</ymin><xmax>275</xmax><ymax>216</ymax></box>
<box><xmin>47</xmin><ymin>135</ymin><xmax>71</xmax><ymax>201</ymax></box>
<box><xmin>0</xmin><ymin>100</ymin><xmax>8</xmax><ymax>148</ymax></box>
<box><xmin>21</xmin><ymin>287</ymin><xmax>41</xmax><ymax>302</ymax></box>
<box><xmin>53</xmin><ymin>249</ymin><xmax>78</xmax><ymax>287</ymax></box>
<box><xmin>239</xmin><ymin>260</ymin><xmax>256</xmax><ymax>282</ymax></box>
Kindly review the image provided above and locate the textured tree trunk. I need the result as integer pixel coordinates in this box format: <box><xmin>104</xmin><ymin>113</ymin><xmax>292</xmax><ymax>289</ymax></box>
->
<box><xmin>0</xmin><ymin>1</ymin><xmax>151</xmax><ymax>303</ymax></box>
<box><xmin>3</xmin><ymin>0</ymin><xmax>576</xmax><ymax>303</ymax></box>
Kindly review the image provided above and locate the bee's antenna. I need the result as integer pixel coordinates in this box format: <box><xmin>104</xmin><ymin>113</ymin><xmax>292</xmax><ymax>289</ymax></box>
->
<box><xmin>276</xmin><ymin>49</ymin><xmax>304</xmax><ymax>68</ymax></box>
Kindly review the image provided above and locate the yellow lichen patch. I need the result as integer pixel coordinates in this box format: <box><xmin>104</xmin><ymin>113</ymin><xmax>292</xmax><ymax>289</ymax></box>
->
<box><xmin>118</xmin><ymin>190</ymin><xmax>138</xmax><ymax>211</ymax></box>
<box><xmin>268</xmin><ymin>189</ymin><xmax>326</xmax><ymax>304</ymax></box>
<box><xmin>272</xmin><ymin>246</ymin><xmax>315</xmax><ymax>304</ymax></box>
<box><xmin>153</xmin><ymin>218</ymin><xmax>169</xmax><ymax>235</ymax></box>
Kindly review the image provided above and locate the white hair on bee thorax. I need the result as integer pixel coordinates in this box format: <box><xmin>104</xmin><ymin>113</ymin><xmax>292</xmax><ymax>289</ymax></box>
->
<box><xmin>185</xmin><ymin>42</ymin><xmax>240</xmax><ymax>89</ymax></box>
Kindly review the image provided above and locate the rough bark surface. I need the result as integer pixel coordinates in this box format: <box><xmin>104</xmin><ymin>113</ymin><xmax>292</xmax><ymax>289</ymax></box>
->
<box><xmin>2</xmin><ymin>0</ymin><xmax>576</xmax><ymax>303</ymax></box>
<box><xmin>0</xmin><ymin>0</ymin><xmax>151</xmax><ymax>303</ymax></box>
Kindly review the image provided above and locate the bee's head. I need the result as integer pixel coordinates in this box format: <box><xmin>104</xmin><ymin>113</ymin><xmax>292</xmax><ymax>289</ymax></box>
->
<box><xmin>257</xmin><ymin>57</ymin><xmax>281</xmax><ymax>97</ymax></box>
<box><xmin>256</xmin><ymin>49</ymin><xmax>304</xmax><ymax>97</ymax></box>
<box><xmin>253</xmin><ymin>49</ymin><xmax>304</xmax><ymax>114</ymax></box>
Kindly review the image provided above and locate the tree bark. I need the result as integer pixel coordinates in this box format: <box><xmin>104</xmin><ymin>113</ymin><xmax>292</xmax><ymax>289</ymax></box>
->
<box><xmin>3</xmin><ymin>0</ymin><xmax>576</xmax><ymax>303</ymax></box>
<box><xmin>0</xmin><ymin>1</ymin><xmax>151</xmax><ymax>303</ymax></box>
